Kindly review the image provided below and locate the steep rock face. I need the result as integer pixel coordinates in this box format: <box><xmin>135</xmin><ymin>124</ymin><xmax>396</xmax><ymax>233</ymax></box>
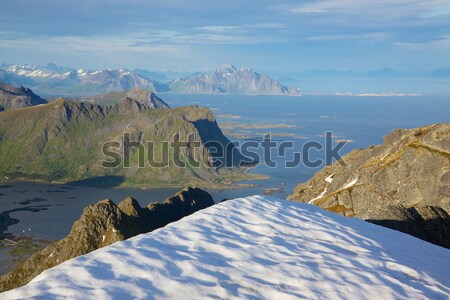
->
<box><xmin>0</xmin><ymin>187</ymin><xmax>214</xmax><ymax>292</ymax></box>
<box><xmin>169</xmin><ymin>63</ymin><xmax>301</xmax><ymax>95</ymax></box>
<box><xmin>0</xmin><ymin>83</ymin><xmax>47</xmax><ymax>111</ymax></box>
<box><xmin>0</xmin><ymin>98</ymin><xmax>249</xmax><ymax>186</ymax></box>
<box><xmin>288</xmin><ymin>123</ymin><xmax>450</xmax><ymax>248</ymax></box>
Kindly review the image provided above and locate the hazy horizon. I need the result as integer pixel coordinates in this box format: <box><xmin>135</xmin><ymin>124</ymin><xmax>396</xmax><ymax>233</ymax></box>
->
<box><xmin>1</xmin><ymin>0</ymin><xmax>449</xmax><ymax>94</ymax></box>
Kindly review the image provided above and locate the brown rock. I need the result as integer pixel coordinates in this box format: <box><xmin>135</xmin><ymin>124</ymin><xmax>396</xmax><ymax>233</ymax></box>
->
<box><xmin>288</xmin><ymin>123</ymin><xmax>450</xmax><ymax>248</ymax></box>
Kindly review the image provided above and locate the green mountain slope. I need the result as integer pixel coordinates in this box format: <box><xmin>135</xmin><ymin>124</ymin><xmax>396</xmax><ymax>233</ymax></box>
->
<box><xmin>0</xmin><ymin>98</ymin><xmax>254</xmax><ymax>187</ymax></box>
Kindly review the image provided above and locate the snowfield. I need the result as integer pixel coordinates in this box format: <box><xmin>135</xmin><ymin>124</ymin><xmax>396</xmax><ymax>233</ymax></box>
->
<box><xmin>2</xmin><ymin>196</ymin><xmax>449</xmax><ymax>299</ymax></box>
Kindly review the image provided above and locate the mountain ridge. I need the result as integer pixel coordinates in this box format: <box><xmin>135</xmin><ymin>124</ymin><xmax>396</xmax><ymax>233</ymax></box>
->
<box><xmin>0</xmin><ymin>97</ymin><xmax>255</xmax><ymax>187</ymax></box>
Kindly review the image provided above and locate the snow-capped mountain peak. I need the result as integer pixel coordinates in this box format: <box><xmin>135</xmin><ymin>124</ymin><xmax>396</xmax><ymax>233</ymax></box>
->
<box><xmin>2</xmin><ymin>196</ymin><xmax>448</xmax><ymax>299</ymax></box>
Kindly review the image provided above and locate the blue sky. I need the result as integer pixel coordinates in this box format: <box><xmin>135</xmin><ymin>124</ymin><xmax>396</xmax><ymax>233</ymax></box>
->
<box><xmin>0</xmin><ymin>0</ymin><xmax>449</xmax><ymax>74</ymax></box>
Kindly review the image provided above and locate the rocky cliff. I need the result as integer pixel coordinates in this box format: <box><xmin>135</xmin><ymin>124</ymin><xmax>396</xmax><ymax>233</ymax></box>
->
<box><xmin>0</xmin><ymin>187</ymin><xmax>214</xmax><ymax>292</ymax></box>
<box><xmin>169</xmin><ymin>63</ymin><xmax>302</xmax><ymax>95</ymax></box>
<box><xmin>288</xmin><ymin>123</ymin><xmax>450</xmax><ymax>248</ymax></box>
<box><xmin>0</xmin><ymin>83</ymin><xmax>47</xmax><ymax>111</ymax></box>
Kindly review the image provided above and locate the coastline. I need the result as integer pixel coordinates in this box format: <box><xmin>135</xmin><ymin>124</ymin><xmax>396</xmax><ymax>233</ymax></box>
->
<box><xmin>0</xmin><ymin>172</ymin><xmax>269</xmax><ymax>190</ymax></box>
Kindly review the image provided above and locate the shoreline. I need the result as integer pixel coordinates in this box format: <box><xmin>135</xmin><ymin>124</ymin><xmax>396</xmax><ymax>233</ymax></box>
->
<box><xmin>0</xmin><ymin>172</ymin><xmax>269</xmax><ymax>191</ymax></box>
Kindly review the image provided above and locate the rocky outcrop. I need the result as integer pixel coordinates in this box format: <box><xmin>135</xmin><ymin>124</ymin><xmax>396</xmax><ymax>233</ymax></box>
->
<box><xmin>288</xmin><ymin>123</ymin><xmax>450</xmax><ymax>248</ymax></box>
<box><xmin>81</xmin><ymin>88</ymin><xmax>169</xmax><ymax>109</ymax></box>
<box><xmin>0</xmin><ymin>83</ymin><xmax>47</xmax><ymax>111</ymax></box>
<box><xmin>0</xmin><ymin>187</ymin><xmax>214</xmax><ymax>292</ymax></box>
<box><xmin>124</xmin><ymin>88</ymin><xmax>169</xmax><ymax>109</ymax></box>
<box><xmin>169</xmin><ymin>63</ymin><xmax>302</xmax><ymax>95</ymax></box>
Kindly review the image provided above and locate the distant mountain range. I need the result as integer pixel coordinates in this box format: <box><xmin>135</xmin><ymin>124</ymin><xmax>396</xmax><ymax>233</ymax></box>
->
<box><xmin>169</xmin><ymin>63</ymin><xmax>301</xmax><ymax>95</ymax></box>
<box><xmin>284</xmin><ymin>67</ymin><xmax>450</xmax><ymax>79</ymax></box>
<box><xmin>0</xmin><ymin>63</ymin><xmax>156</xmax><ymax>96</ymax></box>
<box><xmin>4</xmin><ymin>62</ymin><xmax>446</xmax><ymax>97</ymax></box>
<box><xmin>0</xmin><ymin>63</ymin><xmax>301</xmax><ymax>96</ymax></box>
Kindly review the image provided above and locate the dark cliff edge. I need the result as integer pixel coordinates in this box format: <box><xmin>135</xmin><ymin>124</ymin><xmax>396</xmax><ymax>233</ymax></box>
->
<box><xmin>0</xmin><ymin>186</ymin><xmax>214</xmax><ymax>292</ymax></box>
<box><xmin>288</xmin><ymin>123</ymin><xmax>450</xmax><ymax>248</ymax></box>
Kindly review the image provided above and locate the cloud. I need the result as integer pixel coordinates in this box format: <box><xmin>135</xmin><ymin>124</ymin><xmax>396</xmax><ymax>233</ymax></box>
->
<box><xmin>307</xmin><ymin>32</ymin><xmax>388</xmax><ymax>42</ymax></box>
<box><xmin>290</xmin><ymin>7</ymin><xmax>328</xmax><ymax>14</ymax></box>
<box><xmin>199</xmin><ymin>23</ymin><xmax>286</xmax><ymax>32</ymax></box>
<box><xmin>394</xmin><ymin>35</ymin><xmax>450</xmax><ymax>50</ymax></box>
<box><xmin>287</xmin><ymin>0</ymin><xmax>450</xmax><ymax>24</ymax></box>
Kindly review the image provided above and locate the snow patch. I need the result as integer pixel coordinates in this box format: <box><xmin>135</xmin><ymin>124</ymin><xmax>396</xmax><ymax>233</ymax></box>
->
<box><xmin>325</xmin><ymin>174</ymin><xmax>334</xmax><ymax>183</ymax></box>
<box><xmin>343</xmin><ymin>177</ymin><xmax>358</xmax><ymax>189</ymax></box>
<box><xmin>308</xmin><ymin>187</ymin><xmax>328</xmax><ymax>204</ymax></box>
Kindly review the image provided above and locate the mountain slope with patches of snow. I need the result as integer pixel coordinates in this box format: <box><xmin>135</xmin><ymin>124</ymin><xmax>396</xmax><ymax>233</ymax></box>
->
<box><xmin>1</xmin><ymin>196</ymin><xmax>449</xmax><ymax>299</ymax></box>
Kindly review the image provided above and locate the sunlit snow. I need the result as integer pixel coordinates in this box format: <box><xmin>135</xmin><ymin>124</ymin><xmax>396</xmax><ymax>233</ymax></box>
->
<box><xmin>2</xmin><ymin>196</ymin><xmax>449</xmax><ymax>300</ymax></box>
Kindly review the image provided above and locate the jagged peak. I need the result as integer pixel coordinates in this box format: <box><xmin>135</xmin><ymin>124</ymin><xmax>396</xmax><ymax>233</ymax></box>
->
<box><xmin>118</xmin><ymin>196</ymin><xmax>143</xmax><ymax>218</ymax></box>
<box><xmin>115</xmin><ymin>97</ymin><xmax>144</xmax><ymax>114</ymax></box>
<box><xmin>125</xmin><ymin>88</ymin><xmax>170</xmax><ymax>109</ymax></box>
<box><xmin>219</xmin><ymin>63</ymin><xmax>237</xmax><ymax>72</ymax></box>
